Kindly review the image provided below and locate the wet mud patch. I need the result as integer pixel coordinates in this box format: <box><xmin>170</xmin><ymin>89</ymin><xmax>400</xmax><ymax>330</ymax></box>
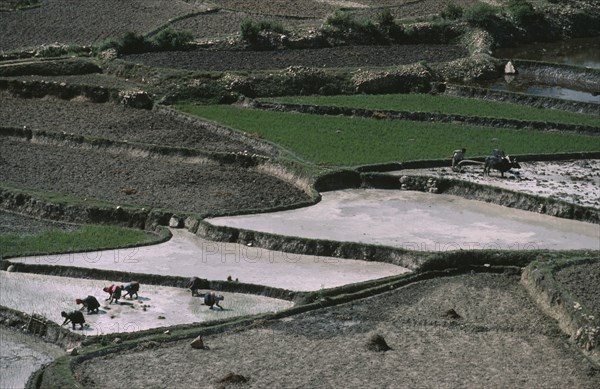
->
<box><xmin>392</xmin><ymin>159</ymin><xmax>600</xmax><ymax>209</ymax></box>
<box><xmin>0</xmin><ymin>272</ymin><xmax>293</xmax><ymax>335</ymax></box>
<box><xmin>0</xmin><ymin>326</ymin><xmax>64</xmax><ymax>389</ymax></box>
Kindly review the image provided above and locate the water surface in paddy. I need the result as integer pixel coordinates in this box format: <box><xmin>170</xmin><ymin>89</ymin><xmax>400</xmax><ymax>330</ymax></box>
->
<box><xmin>493</xmin><ymin>37</ymin><xmax>600</xmax><ymax>69</ymax></box>
<box><xmin>0</xmin><ymin>326</ymin><xmax>64</xmax><ymax>389</ymax></box>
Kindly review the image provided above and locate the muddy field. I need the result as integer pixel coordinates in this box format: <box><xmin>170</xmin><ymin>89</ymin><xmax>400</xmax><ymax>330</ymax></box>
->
<box><xmin>556</xmin><ymin>261</ymin><xmax>600</xmax><ymax>321</ymax></box>
<box><xmin>122</xmin><ymin>44</ymin><xmax>469</xmax><ymax>72</ymax></box>
<box><xmin>0</xmin><ymin>93</ymin><xmax>275</xmax><ymax>155</ymax></box>
<box><xmin>392</xmin><ymin>159</ymin><xmax>600</xmax><ymax>208</ymax></box>
<box><xmin>74</xmin><ymin>272</ymin><xmax>600</xmax><ymax>388</ymax></box>
<box><xmin>0</xmin><ymin>272</ymin><xmax>293</xmax><ymax>335</ymax></box>
<box><xmin>0</xmin><ymin>137</ymin><xmax>308</xmax><ymax>214</ymax></box>
<box><xmin>0</xmin><ymin>0</ymin><xmax>205</xmax><ymax>51</ymax></box>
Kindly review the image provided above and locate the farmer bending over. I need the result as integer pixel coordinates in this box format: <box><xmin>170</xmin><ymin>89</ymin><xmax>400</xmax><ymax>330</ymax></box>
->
<box><xmin>187</xmin><ymin>276</ymin><xmax>203</xmax><ymax>296</ymax></box>
<box><xmin>204</xmin><ymin>292</ymin><xmax>224</xmax><ymax>310</ymax></box>
<box><xmin>61</xmin><ymin>310</ymin><xmax>85</xmax><ymax>330</ymax></box>
<box><xmin>76</xmin><ymin>295</ymin><xmax>100</xmax><ymax>314</ymax></box>
<box><xmin>452</xmin><ymin>148</ymin><xmax>466</xmax><ymax>171</ymax></box>
<box><xmin>103</xmin><ymin>284</ymin><xmax>122</xmax><ymax>304</ymax></box>
<box><xmin>121</xmin><ymin>281</ymin><xmax>140</xmax><ymax>299</ymax></box>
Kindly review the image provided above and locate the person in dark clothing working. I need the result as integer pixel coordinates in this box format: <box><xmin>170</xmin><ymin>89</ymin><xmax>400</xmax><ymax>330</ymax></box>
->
<box><xmin>187</xmin><ymin>276</ymin><xmax>203</xmax><ymax>296</ymax></box>
<box><xmin>61</xmin><ymin>310</ymin><xmax>85</xmax><ymax>330</ymax></box>
<box><xmin>76</xmin><ymin>296</ymin><xmax>100</xmax><ymax>314</ymax></box>
<box><xmin>121</xmin><ymin>281</ymin><xmax>140</xmax><ymax>299</ymax></box>
<box><xmin>204</xmin><ymin>292</ymin><xmax>224</xmax><ymax>310</ymax></box>
<box><xmin>452</xmin><ymin>148</ymin><xmax>466</xmax><ymax>171</ymax></box>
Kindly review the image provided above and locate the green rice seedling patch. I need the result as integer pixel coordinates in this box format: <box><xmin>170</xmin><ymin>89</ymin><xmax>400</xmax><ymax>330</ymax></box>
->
<box><xmin>1</xmin><ymin>225</ymin><xmax>158</xmax><ymax>258</ymax></box>
<box><xmin>177</xmin><ymin>104</ymin><xmax>599</xmax><ymax>167</ymax></box>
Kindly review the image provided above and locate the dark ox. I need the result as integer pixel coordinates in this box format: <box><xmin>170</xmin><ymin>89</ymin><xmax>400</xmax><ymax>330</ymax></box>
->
<box><xmin>484</xmin><ymin>155</ymin><xmax>521</xmax><ymax>177</ymax></box>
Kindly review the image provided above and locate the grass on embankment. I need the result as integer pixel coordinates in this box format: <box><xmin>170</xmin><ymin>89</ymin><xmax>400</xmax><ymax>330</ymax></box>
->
<box><xmin>177</xmin><ymin>104</ymin><xmax>600</xmax><ymax>167</ymax></box>
<box><xmin>1</xmin><ymin>225</ymin><xmax>160</xmax><ymax>258</ymax></box>
<box><xmin>261</xmin><ymin>94</ymin><xmax>600</xmax><ymax>128</ymax></box>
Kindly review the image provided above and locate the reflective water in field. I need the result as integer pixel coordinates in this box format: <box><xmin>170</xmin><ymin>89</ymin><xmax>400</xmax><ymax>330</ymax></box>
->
<box><xmin>494</xmin><ymin>37</ymin><xmax>600</xmax><ymax>69</ymax></box>
<box><xmin>0</xmin><ymin>326</ymin><xmax>64</xmax><ymax>389</ymax></box>
<box><xmin>487</xmin><ymin>37</ymin><xmax>600</xmax><ymax>103</ymax></box>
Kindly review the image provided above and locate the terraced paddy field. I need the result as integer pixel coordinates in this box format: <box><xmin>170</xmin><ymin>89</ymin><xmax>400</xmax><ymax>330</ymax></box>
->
<box><xmin>1</xmin><ymin>0</ymin><xmax>599</xmax><ymax>387</ymax></box>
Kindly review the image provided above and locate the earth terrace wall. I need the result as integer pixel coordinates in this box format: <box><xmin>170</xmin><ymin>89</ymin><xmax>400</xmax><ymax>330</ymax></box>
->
<box><xmin>0</xmin><ymin>306</ymin><xmax>83</xmax><ymax>348</ymax></box>
<box><xmin>0</xmin><ymin>78</ymin><xmax>120</xmax><ymax>104</ymax></box>
<box><xmin>0</xmin><ymin>58</ymin><xmax>100</xmax><ymax>77</ymax></box>
<box><xmin>521</xmin><ymin>258</ymin><xmax>600</xmax><ymax>363</ymax></box>
<box><xmin>250</xmin><ymin>101</ymin><xmax>600</xmax><ymax>135</ymax></box>
<box><xmin>0</xmin><ymin>187</ymin><xmax>167</xmax><ymax>230</ymax></box>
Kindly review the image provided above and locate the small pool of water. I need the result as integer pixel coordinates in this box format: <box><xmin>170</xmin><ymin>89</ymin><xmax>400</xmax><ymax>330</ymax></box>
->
<box><xmin>494</xmin><ymin>37</ymin><xmax>600</xmax><ymax>69</ymax></box>
<box><xmin>469</xmin><ymin>75</ymin><xmax>600</xmax><ymax>104</ymax></box>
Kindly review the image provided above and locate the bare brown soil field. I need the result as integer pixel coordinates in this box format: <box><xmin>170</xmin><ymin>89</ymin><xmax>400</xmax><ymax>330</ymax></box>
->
<box><xmin>74</xmin><ymin>273</ymin><xmax>600</xmax><ymax>388</ymax></box>
<box><xmin>556</xmin><ymin>261</ymin><xmax>600</xmax><ymax>321</ymax></box>
<box><xmin>0</xmin><ymin>0</ymin><xmax>480</xmax><ymax>52</ymax></box>
<box><xmin>209</xmin><ymin>0</ymin><xmax>482</xmax><ymax>20</ymax></box>
<box><xmin>0</xmin><ymin>93</ymin><xmax>273</xmax><ymax>155</ymax></box>
<box><xmin>0</xmin><ymin>137</ymin><xmax>308</xmax><ymax>214</ymax></box>
<box><xmin>3</xmin><ymin>74</ymin><xmax>147</xmax><ymax>91</ymax></box>
<box><xmin>171</xmin><ymin>10</ymin><xmax>322</xmax><ymax>39</ymax></box>
<box><xmin>0</xmin><ymin>0</ymin><xmax>205</xmax><ymax>51</ymax></box>
<box><xmin>122</xmin><ymin>44</ymin><xmax>468</xmax><ymax>72</ymax></box>
<box><xmin>0</xmin><ymin>210</ymin><xmax>76</xmax><ymax>235</ymax></box>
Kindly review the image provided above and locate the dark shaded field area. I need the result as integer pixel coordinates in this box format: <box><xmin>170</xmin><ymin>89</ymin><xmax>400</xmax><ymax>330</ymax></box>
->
<box><xmin>122</xmin><ymin>44</ymin><xmax>469</xmax><ymax>72</ymax></box>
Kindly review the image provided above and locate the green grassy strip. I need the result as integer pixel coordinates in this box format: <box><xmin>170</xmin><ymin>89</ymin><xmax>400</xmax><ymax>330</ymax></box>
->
<box><xmin>177</xmin><ymin>104</ymin><xmax>600</xmax><ymax>167</ymax></box>
<box><xmin>261</xmin><ymin>94</ymin><xmax>600</xmax><ymax>127</ymax></box>
<box><xmin>0</xmin><ymin>225</ymin><xmax>158</xmax><ymax>258</ymax></box>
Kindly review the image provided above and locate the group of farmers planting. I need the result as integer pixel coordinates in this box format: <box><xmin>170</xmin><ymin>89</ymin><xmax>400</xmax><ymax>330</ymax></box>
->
<box><xmin>61</xmin><ymin>277</ymin><xmax>224</xmax><ymax>330</ymax></box>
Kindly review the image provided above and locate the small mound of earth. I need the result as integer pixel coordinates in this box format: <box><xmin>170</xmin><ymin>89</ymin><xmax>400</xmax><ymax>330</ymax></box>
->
<box><xmin>443</xmin><ymin>308</ymin><xmax>462</xmax><ymax>320</ymax></box>
<box><xmin>217</xmin><ymin>372</ymin><xmax>249</xmax><ymax>385</ymax></box>
<box><xmin>366</xmin><ymin>333</ymin><xmax>392</xmax><ymax>352</ymax></box>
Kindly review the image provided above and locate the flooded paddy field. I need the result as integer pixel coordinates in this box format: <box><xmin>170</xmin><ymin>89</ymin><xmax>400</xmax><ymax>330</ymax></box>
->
<box><xmin>0</xmin><ymin>272</ymin><xmax>293</xmax><ymax>336</ymax></box>
<box><xmin>0</xmin><ymin>326</ymin><xmax>64</xmax><ymax>389</ymax></box>
<box><xmin>207</xmin><ymin>189</ymin><xmax>599</xmax><ymax>252</ymax></box>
